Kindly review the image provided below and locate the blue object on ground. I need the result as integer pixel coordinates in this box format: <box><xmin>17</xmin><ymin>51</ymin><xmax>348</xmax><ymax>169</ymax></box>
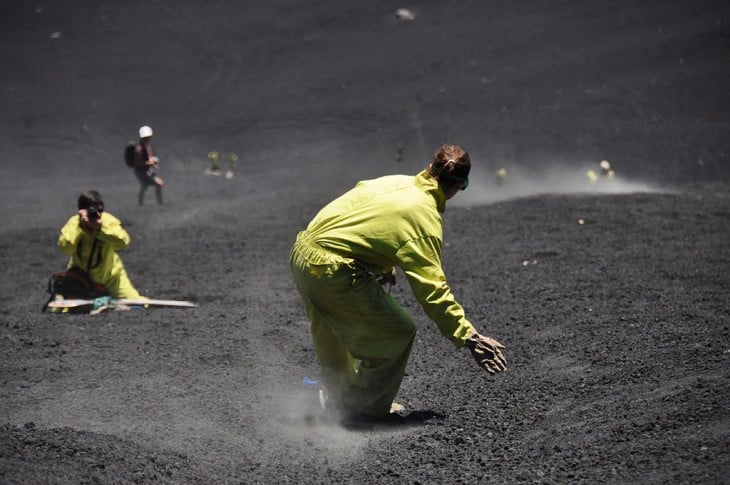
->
<box><xmin>303</xmin><ymin>376</ymin><xmax>321</xmax><ymax>387</ymax></box>
<box><xmin>93</xmin><ymin>296</ymin><xmax>113</xmax><ymax>309</ymax></box>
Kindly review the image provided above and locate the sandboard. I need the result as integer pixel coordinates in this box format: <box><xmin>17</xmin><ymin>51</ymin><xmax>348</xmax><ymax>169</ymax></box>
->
<box><xmin>47</xmin><ymin>297</ymin><xmax>198</xmax><ymax>309</ymax></box>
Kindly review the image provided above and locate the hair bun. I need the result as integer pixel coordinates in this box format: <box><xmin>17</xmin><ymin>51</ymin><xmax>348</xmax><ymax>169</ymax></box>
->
<box><xmin>430</xmin><ymin>145</ymin><xmax>470</xmax><ymax>178</ymax></box>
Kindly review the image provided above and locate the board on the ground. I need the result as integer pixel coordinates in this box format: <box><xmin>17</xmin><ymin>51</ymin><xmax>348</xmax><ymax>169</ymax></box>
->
<box><xmin>46</xmin><ymin>298</ymin><xmax>198</xmax><ymax>309</ymax></box>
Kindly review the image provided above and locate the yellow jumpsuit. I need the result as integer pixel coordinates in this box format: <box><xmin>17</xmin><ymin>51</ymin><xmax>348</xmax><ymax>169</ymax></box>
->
<box><xmin>290</xmin><ymin>170</ymin><xmax>474</xmax><ymax>416</ymax></box>
<box><xmin>58</xmin><ymin>212</ymin><xmax>141</xmax><ymax>299</ymax></box>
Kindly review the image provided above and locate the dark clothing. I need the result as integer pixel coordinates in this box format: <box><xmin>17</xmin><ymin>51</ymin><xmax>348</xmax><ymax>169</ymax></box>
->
<box><xmin>134</xmin><ymin>166</ymin><xmax>157</xmax><ymax>186</ymax></box>
<box><xmin>133</xmin><ymin>140</ymin><xmax>158</xmax><ymax>186</ymax></box>
<box><xmin>133</xmin><ymin>140</ymin><xmax>155</xmax><ymax>168</ymax></box>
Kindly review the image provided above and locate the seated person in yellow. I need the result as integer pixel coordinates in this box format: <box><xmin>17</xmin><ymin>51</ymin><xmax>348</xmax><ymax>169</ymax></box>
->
<box><xmin>58</xmin><ymin>190</ymin><xmax>141</xmax><ymax>299</ymax></box>
<box><xmin>290</xmin><ymin>144</ymin><xmax>507</xmax><ymax>420</ymax></box>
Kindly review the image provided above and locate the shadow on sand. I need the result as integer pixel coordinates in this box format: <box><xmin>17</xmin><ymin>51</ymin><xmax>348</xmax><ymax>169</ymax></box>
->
<box><xmin>341</xmin><ymin>410</ymin><xmax>447</xmax><ymax>431</ymax></box>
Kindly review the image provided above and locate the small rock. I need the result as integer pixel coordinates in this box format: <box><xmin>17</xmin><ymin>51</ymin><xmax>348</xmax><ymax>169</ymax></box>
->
<box><xmin>395</xmin><ymin>8</ymin><xmax>415</xmax><ymax>20</ymax></box>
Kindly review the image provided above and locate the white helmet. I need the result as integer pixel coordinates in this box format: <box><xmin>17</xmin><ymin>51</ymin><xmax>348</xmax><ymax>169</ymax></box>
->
<box><xmin>138</xmin><ymin>125</ymin><xmax>153</xmax><ymax>138</ymax></box>
<box><xmin>599</xmin><ymin>160</ymin><xmax>611</xmax><ymax>171</ymax></box>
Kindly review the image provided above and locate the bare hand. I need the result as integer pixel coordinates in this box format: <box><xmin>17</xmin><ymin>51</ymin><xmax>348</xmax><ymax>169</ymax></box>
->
<box><xmin>465</xmin><ymin>330</ymin><xmax>507</xmax><ymax>374</ymax></box>
<box><xmin>78</xmin><ymin>209</ymin><xmax>101</xmax><ymax>231</ymax></box>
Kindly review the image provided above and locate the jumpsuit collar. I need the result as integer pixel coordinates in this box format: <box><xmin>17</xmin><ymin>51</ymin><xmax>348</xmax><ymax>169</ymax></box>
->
<box><xmin>415</xmin><ymin>170</ymin><xmax>446</xmax><ymax>213</ymax></box>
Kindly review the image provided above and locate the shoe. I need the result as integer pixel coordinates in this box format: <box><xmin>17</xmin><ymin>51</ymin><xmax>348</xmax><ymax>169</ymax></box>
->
<box><xmin>342</xmin><ymin>401</ymin><xmax>405</xmax><ymax>422</ymax></box>
<box><xmin>389</xmin><ymin>402</ymin><xmax>405</xmax><ymax>414</ymax></box>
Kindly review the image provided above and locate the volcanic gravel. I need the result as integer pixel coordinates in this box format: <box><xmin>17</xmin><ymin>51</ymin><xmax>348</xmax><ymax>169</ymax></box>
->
<box><xmin>1</xmin><ymin>1</ymin><xmax>728</xmax><ymax>483</ymax></box>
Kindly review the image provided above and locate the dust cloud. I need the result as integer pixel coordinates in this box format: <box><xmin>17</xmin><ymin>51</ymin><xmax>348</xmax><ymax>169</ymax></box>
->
<box><xmin>454</xmin><ymin>161</ymin><xmax>661</xmax><ymax>207</ymax></box>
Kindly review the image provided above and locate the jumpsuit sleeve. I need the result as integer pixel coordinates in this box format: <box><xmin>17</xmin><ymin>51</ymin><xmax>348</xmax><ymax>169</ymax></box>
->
<box><xmin>94</xmin><ymin>215</ymin><xmax>131</xmax><ymax>251</ymax></box>
<box><xmin>396</xmin><ymin>235</ymin><xmax>474</xmax><ymax>347</ymax></box>
<box><xmin>58</xmin><ymin>215</ymin><xmax>83</xmax><ymax>256</ymax></box>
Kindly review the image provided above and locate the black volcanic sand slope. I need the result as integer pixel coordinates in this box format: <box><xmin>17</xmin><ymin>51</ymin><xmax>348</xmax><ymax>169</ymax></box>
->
<box><xmin>0</xmin><ymin>0</ymin><xmax>728</xmax><ymax>188</ymax></box>
<box><xmin>1</xmin><ymin>0</ymin><xmax>729</xmax><ymax>483</ymax></box>
<box><xmin>1</xmin><ymin>189</ymin><xmax>728</xmax><ymax>483</ymax></box>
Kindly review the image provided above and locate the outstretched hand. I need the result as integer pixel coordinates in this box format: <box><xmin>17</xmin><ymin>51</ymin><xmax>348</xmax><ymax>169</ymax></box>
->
<box><xmin>465</xmin><ymin>330</ymin><xmax>507</xmax><ymax>374</ymax></box>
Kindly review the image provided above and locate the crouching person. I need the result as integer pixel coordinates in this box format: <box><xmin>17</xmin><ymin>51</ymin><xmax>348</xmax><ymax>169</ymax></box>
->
<box><xmin>290</xmin><ymin>144</ymin><xmax>507</xmax><ymax>422</ymax></box>
<box><xmin>58</xmin><ymin>190</ymin><xmax>141</xmax><ymax>299</ymax></box>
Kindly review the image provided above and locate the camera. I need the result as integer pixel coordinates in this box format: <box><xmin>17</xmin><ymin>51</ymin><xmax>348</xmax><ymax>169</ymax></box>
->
<box><xmin>86</xmin><ymin>206</ymin><xmax>102</xmax><ymax>219</ymax></box>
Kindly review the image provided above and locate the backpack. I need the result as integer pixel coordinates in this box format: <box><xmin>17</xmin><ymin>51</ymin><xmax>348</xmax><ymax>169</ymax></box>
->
<box><xmin>124</xmin><ymin>141</ymin><xmax>136</xmax><ymax>167</ymax></box>
<box><xmin>43</xmin><ymin>267</ymin><xmax>110</xmax><ymax>312</ymax></box>
<box><xmin>47</xmin><ymin>267</ymin><xmax>109</xmax><ymax>299</ymax></box>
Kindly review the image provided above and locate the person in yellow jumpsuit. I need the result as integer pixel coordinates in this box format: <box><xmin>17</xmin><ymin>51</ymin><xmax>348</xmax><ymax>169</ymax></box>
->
<box><xmin>290</xmin><ymin>144</ymin><xmax>507</xmax><ymax>420</ymax></box>
<box><xmin>58</xmin><ymin>190</ymin><xmax>141</xmax><ymax>299</ymax></box>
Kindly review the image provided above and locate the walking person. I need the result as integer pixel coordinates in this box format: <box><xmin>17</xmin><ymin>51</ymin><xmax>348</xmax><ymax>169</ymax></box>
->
<box><xmin>290</xmin><ymin>144</ymin><xmax>507</xmax><ymax>421</ymax></box>
<box><xmin>133</xmin><ymin>125</ymin><xmax>164</xmax><ymax>205</ymax></box>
